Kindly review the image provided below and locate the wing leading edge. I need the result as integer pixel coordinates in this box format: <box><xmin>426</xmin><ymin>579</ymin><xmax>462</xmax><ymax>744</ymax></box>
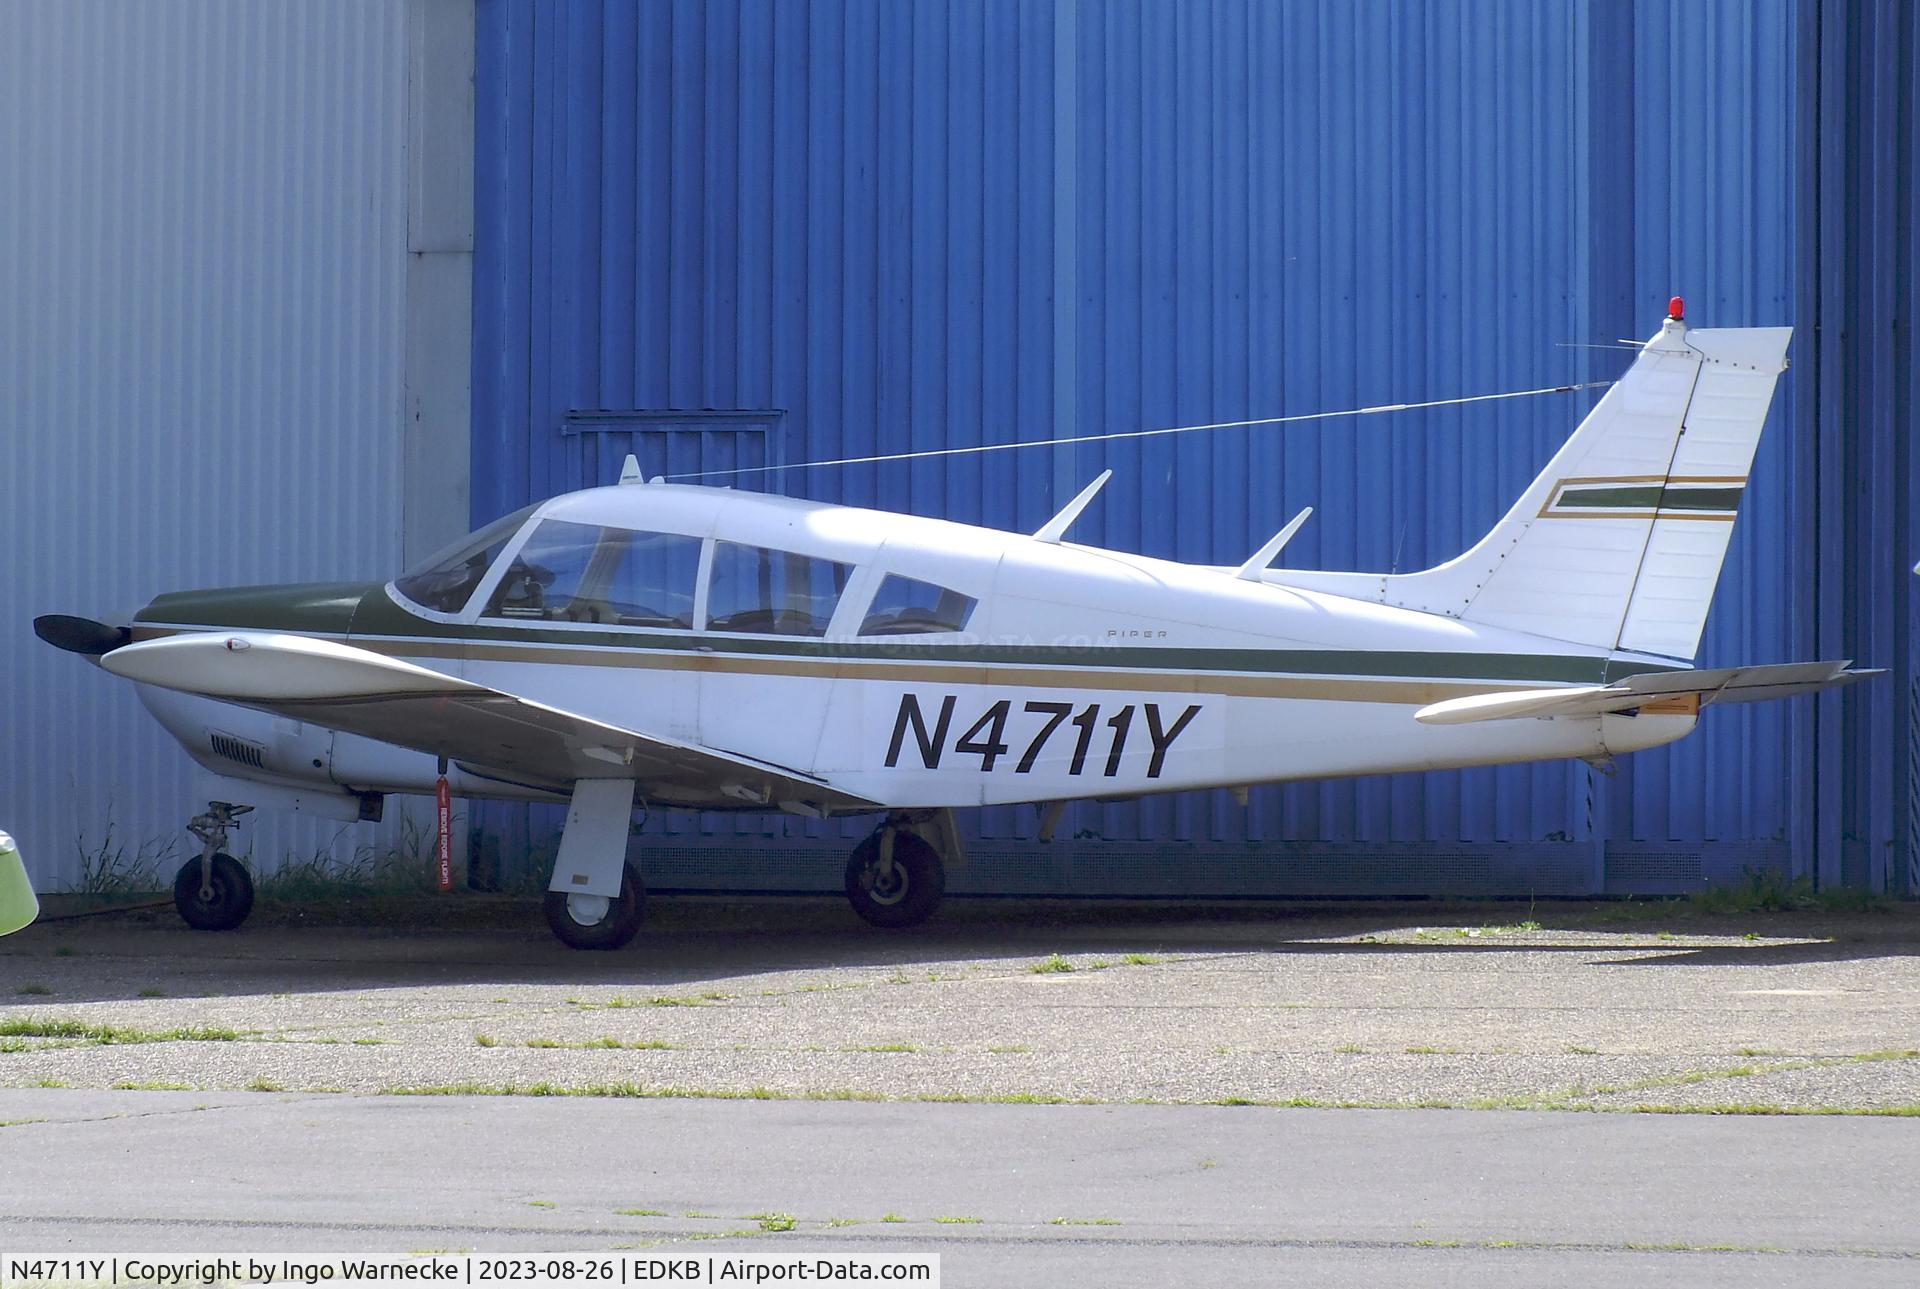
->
<box><xmin>101</xmin><ymin>631</ymin><xmax>878</xmax><ymax>813</ymax></box>
<box><xmin>1413</xmin><ymin>659</ymin><xmax>1879</xmax><ymax>726</ymax></box>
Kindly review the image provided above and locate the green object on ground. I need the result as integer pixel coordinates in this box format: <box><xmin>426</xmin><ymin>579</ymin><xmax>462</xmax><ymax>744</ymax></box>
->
<box><xmin>0</xmin><ymin>832</ymin><xmax>39</xmax><ymax>936</ymax></box>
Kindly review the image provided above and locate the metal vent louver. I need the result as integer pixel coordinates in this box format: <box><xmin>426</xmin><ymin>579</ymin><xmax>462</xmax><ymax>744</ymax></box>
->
<box><xmin>209</xmin><ymin>731</ymin><xmax>266</xmax><ymax>770</ymax></box>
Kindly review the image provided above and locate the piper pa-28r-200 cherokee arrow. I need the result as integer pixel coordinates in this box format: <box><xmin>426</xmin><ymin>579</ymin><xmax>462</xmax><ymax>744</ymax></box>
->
<box><xmin>34</xmin><ymin>303</ymin><xmax>1878</xmax><ymax>948</ymax></box>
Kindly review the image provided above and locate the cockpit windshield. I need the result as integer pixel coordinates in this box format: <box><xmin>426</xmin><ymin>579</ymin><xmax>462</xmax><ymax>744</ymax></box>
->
<box><xmin>391</xmin><ymin>504</ymin><xmax>538</xmax><ymax>614</ymax></box>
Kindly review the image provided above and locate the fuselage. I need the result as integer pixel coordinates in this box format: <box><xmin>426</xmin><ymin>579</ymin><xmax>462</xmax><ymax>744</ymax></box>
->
<box><xmin>129</xmin><ymin>482</ymin><xmax>1698</xmax><ymax>815</ymax></box>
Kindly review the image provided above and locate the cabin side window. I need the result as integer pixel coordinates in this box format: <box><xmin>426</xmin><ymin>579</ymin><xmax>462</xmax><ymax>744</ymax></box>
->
<box><xmin>704</xmin><ymin>541</ymin><xmax>851</xmax><ymax>637</ymax></box>
<box><xmin>482</xmin><ymin>519</ymin><xmax>701</xmax><ymax>627</ymax></box>
<box><xmin>858</xmin><ymin>574</ymin><xmax>977</xmax><ymax>635</ymax></box>
<box><xmin>603</xmin><ymin>531</ymin><xmax>704</xmax><ymax>628</ymax></box>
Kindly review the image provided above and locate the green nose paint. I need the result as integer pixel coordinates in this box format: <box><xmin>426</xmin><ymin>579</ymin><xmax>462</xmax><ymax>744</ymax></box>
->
<box><xmin>0</xmin><ymin>832</ymin><xmax>39</xmax><ymax>936</ymax></box>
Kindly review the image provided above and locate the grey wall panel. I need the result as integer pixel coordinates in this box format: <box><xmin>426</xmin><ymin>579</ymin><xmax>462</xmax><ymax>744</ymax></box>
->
<box><xmin>0</xmin><ymin>1</ymin><xmax>411</xmax><ymax>887</ymax></box>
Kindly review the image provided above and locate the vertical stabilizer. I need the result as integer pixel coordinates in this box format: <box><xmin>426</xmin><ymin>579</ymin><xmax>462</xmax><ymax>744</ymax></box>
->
<box><xmin>1274</xmin><ymin>308</ymin><xmax>1791</xmax><ymax>660</ymax></box>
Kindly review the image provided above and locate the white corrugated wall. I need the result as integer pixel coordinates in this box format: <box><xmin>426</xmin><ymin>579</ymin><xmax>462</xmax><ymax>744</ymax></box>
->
<box><xmin>0</xmin><ymin>1</ymin><xmax>411</xmax><ymax>887</ymax></box>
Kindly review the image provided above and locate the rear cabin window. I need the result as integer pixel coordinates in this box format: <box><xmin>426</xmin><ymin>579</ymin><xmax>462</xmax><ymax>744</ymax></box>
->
<box><xmin>392</xmin><ymin>505</ymin><xmax>537</xmax><ymax>614</ymax></box>
<box><xmin>705</xmin><ymin>541</ymin><xmax>851</xmax><ymax>637</ymax></box>
<box><xmin>483</xmin><ymin>520</ymin><xmax>701</xmax><ymax>628</ymax></box>
<box><xmin>859</xmin><ymin>575</ymin><xmax>977</xmax><ymax>635</ymax></box>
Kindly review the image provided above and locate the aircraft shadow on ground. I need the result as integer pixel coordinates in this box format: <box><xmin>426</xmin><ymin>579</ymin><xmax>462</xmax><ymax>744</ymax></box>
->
<box><xmin>0</xmin><ymin>896</ymin><xmax>1912</xmax><ymax>1005</ymax></box>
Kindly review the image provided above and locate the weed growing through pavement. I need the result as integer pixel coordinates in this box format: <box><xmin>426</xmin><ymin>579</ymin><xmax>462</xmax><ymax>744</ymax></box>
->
<box><xmin>71</xmin><ymin>809</ymin><xmax>173</xmax><ymax>896</ymax></box>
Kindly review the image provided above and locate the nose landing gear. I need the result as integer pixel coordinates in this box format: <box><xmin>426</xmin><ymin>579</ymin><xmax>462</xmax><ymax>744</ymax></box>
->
<box><xmin>172</xmin><ymin>802</ymin><xmax>256</xmax><ymax>931</ymax></box>
<box><xmin>844</xmin><ymin>810</ymin><xmax>957</xmax><ymax>929</ymax></box>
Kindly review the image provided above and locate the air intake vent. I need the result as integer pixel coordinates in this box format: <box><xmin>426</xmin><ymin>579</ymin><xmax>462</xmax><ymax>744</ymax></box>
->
<box><xmin>209</xmin><ymin>731</ymin><xmax>266</xmax><ymax>770</ymax></box>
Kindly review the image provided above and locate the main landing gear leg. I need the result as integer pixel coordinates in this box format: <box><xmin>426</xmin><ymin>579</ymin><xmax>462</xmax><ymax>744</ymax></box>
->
<box><xmin>172</xmin><ymin>802</ymin><xmax>256</xmax><ymax>931</ymax></box>
<box><xmin>844</xmin><ymin>809</ymin><xmax>955</xmax><ymax>929</ymax></box>
<box><xmin>543</xmin><ymin>778</ymin><xmax>645</xmax><ymax>951</ymax></box>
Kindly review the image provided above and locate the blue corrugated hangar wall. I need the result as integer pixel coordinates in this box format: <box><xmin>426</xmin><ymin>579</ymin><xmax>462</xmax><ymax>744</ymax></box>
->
<box><xmin>471</xmin><ymin>0</ymin><xmax>1918</xmax><ymax>898</ymax></box>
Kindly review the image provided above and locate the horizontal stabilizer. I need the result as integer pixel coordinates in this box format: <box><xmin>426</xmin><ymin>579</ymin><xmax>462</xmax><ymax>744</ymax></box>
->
<box><xmin>1414</xmin><ymin>660</ymin><xmax>1878</xmax><ymax>726</ymax></box>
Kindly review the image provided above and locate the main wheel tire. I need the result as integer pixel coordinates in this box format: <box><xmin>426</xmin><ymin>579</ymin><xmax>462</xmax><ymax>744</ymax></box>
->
<box><xmin>844</xmin><ymin>829</ymin><xmax>945</xmax><ymax>929</ymax></box>
<box><xmin>543</xmin><ymin>861</ymin><xmax>646</xmax><ymax>950</ymax></box>
<box><xmin>172</xmin><ymin>853</ymin><xmax>255</xmax><ymax>931</ymax></box>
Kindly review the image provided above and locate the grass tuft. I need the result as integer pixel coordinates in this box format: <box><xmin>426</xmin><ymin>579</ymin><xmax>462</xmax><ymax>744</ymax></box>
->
<box><xmin>113</xmin><ymin>1080</ymin><xmax>194</xmax><ymax>1091</ymax></box>
<box><xmin>1029</xmin><ymin>955</ymin><xmax>1075</xmax><ymax>974</ymax></box>
<box><xmin>0</xmin><ymin>1018</ymin><xmax>240</xmax><ymax>1045</ymax></box>
<box><xmin>1688</xmin><ymin>867</ymin><xmax>1896</xmax><ymax>915</ymax></box>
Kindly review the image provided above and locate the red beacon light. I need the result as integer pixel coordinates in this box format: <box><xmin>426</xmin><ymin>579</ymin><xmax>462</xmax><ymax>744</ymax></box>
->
<box><xmin>1668</xmin><ymin>295</ymin><xmax>1685</xmax><ymax>321</ymax></box>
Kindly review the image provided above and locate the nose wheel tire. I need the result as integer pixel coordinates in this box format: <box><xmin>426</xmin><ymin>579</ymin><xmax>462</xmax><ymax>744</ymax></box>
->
<box><xmin>172</xmin><ymin>853</ymin><xmax>255</xmax><ymax>931</ymax></box>
<box><xmin>543</xmin><ymin>861</ymin><xmax>646</xmax><ymax>950</ymax></box>
<box><xmin>845</xmin><ymin>829</ymin><xmax>945</xmax><ymax>929</ymax></box>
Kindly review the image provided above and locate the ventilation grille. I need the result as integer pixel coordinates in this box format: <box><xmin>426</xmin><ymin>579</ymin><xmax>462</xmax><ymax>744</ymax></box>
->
<box><xmin>209</xmin><ymin>731</ymin><xmax>265</xmax><ymax>770</ymax></box>
<box><xmin>1604</xmin><ymin>851</ymin><xmax>1704</xmax><ymax>883</ymax></box>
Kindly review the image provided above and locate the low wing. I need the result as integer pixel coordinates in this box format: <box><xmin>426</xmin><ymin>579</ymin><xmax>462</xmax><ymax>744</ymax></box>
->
<box><xmin>1414</xmin><ymin>660</ymin><xmax>1879</xmax><ymax>727</ymax></box>
<box><xmin>102</xmin><ymin>631</ymin><xmax>877</xmax><ymax>812</ymax></box>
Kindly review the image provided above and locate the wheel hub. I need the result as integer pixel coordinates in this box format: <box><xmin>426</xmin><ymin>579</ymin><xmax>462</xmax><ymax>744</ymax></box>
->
<box><xmin>565</xmin><ymin>892</ymin><xmax>612</xmax><ymax>927</ymax></box>
<box><xmin>865</xmin><ymin>862</ymin><xmax>909</xmax><ymax>906</ymax></box>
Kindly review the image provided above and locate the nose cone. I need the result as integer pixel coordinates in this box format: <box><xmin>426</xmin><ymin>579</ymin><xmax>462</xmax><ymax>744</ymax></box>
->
<box><xmin>135</xmin><ymin>581</ymin><xmax>383</xmax><ymax>636</ymax></box>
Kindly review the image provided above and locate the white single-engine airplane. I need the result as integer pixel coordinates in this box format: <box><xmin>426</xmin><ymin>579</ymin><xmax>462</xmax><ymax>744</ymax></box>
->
<box><xmin>36</xmin><ymin>304</ymin><xmax>1876</xmax><ymax>948</ymax></box>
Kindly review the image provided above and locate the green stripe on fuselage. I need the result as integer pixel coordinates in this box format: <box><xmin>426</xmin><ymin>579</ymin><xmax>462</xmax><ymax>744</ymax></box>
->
<box><xmin>137</xmin><ymin>581</ymin><xmax>1684</xmax><ymax>687</ymax></box>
